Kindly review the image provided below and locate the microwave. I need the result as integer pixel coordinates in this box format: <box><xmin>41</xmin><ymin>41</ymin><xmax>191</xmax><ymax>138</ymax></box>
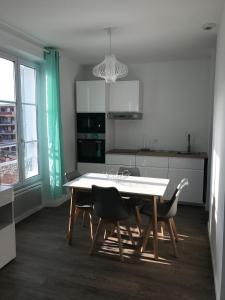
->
<box><xmin>77</xmin><ymin>113</ymin><xmax>105</xmax><ymax>134</ymax></box>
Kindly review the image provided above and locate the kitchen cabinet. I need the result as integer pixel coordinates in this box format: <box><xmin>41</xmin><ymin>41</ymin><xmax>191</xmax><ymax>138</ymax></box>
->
<box><xmin>105</xmin><ymin>164</ymin><xmax>136</xmax><ymax>174</ymax></box>
<box><xmin>105</xmin><ymin>152</ymin><xmax>205</xmax><ymax>204</ymax></box>
<box><xmin>136</xmin><ymin>155</ymin><xmax>168</xmax><ymax>168</ymax></box>
<box><xmin>167</xmin><ymin>157</ymin><xmax>204</xmax><ymax>204</ymax></box>
<box><xmin>138</xmin><ymin>167</ymin><xmax>168</xmax><ymax>179</ymax></box>
<box><xmin>167</xmin><ymin>168</ymin><xmax>204</xmax><ymax>204</ymax></box>
<box><xmin>105</xmin><ymin>154</ymin><xmax>136</xmax><ymax>176</ymax></box>
<box><xmin>106</xmin><ymin>154</ymin><xmax>136</xmax><ymax>166</ymax></box>
<box><xmin>0</xmin><ymin>186</ymin><xmax>16</xmax><ymax>269</ymax></box>
<box><xmin>77</xmin><ymin>162</ymin><xmax>106</xmax><ymax>175</ymax></box>
<box><xmin>136</xmin><ymin>155</ymin><xmax>169</xmax><ymax>196</ymax></box>
<box><xmin>109</xmin><ymin>81</ymin><xmax>141</xmax><ymax>112</ymax></box>
<box><xmin>169</xmin><ymin>157</ymin><xmax>204</xmax><ymax>170</ymax></box>
<box><xmin>76</xmin><ymin>81</ymin><xmax>106</xmax><ymax>112</ymax></box>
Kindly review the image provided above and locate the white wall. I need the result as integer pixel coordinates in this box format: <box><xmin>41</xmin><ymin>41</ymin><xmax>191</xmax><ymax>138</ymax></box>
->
<box><xmin>114</xmin><ymin>59</ymin><xmax>212</xmax><ymax>152</ymax></box>
<box><xmin>60</xmin><ymin>54</ymin><xmax>83</xmax><ymax>172</ymax></box>
<box><xmin>83</xmin><ymin>59</ymin><xmax>212</xmax><ymax>153</ymax></box>
<box><xmin>209</xmin><ymin>2</ymin><xmax>225</xmax><ymax>299</ymax></box>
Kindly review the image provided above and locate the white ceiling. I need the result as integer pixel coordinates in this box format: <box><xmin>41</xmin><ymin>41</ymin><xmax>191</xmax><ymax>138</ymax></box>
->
<box><xmin>0</xmin><ymin>0</ymin><xmax>224</xmax><ymax>64</ymax></box>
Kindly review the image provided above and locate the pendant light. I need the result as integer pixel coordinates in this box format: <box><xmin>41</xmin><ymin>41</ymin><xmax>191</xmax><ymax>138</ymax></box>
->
<box><xmin>92</xmin><ymin>28</ymin><xmax>128</xmax><ymax>83</ymax></box>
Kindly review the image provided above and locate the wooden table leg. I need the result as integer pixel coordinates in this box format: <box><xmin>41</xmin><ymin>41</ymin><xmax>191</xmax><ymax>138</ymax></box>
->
<box><xmin>159</xmin><ymin>196</ymin><xmax>165</xmax><ymax>237</ymax></box>
<box><xmin>152</xmin><ymin>195</ymin><xmax>158</xmax><ymax>260</ymax></box>
<box><xmin>68</xmin><ymin>188</ymin><xmax>76</xmax><ymax>245</ymax></box>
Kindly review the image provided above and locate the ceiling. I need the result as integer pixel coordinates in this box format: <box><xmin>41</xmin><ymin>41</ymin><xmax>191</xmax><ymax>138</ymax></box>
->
<box><xmin>0</xmin><ymin>0</ymin><xmax>224</xmax><ymax>64</ymax></box>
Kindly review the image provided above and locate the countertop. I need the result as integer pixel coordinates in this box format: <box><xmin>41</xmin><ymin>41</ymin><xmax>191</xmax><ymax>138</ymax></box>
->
<box><xmin>106</xmin><ymin>148</ymin><xmax>208</xmax><ymax>159</ymax></box>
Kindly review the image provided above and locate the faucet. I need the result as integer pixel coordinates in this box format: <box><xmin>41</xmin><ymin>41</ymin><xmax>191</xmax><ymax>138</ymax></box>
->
<box><xmin>187</xmin><ymin>133</ymin><xmax>191</xmax><ymax>153</ymax></box>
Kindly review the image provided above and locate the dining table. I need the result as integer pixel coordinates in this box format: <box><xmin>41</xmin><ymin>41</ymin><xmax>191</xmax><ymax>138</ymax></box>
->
<box><xmin>64</xmin><ymin>172</ymin><xmax>169</xmax><ymax>260</ymax></box>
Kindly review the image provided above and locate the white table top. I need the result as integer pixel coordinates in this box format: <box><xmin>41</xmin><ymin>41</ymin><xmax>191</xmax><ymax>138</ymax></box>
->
<box><xmin>64</xmin><ymin>173</ymin><xmax>169</xmax><ymax>198</ymax></box>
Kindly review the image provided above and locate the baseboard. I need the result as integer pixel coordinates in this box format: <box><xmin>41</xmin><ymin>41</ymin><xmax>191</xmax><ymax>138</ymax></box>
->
<box><xmin>15</xmin><ymin>204</ymin><xmax>43</xmax><ymax>223</ymax></box>
<box><xmin>44</xmin><ymin>194</ymin><xmax>69</xmax><ymax>207</ymax></box>
<box><xmin>208</xmin><ymin>221</ymin><xmax>217</xmax><ymax>300</ymax></box>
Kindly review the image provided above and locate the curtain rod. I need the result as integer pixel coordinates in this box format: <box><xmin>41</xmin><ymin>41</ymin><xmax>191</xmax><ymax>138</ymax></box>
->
<box><xmin>43</xmin><ymin>48</ymin><xmax>50</xmax><ymax>54</ymax></box>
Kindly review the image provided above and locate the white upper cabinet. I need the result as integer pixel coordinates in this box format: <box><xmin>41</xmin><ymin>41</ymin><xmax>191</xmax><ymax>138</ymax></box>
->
<box><xmin>76</xmin><ymin>81</ymin><xmax>106</xmax><ymax>112</ymax></box>
<box><xmin>109</xmin><ymin>81</ymin><xmax>141</xmax><ymax>112</ymax></box>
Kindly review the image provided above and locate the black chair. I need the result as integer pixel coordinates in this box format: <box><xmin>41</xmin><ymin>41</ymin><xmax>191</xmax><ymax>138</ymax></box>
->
<box><xmin>118</xmin><ymin>167</ymin><xmax>144</xmax><ymax>235</ymax></box>
<box><xmin>90</xmin><ymin>185</ymin><xmax>134</xmax><ymax>262</ymax></box>
<box><xmin>140</xmin><ymin>178</ymin><xmax>189</xmax><ymax>257</ymax></box>
<box><xmin>65</xmin><ymin>171</ymin><xmax>94</xmax><ymax>242</ymax></box>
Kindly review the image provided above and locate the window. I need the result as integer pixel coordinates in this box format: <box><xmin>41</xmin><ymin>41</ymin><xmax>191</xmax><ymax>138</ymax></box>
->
<box><xmin>0</xmin><ymin>53</ymin><xmax>40</xmax><ymax>185</ymax></box>
<box><xmin>20</xmin><ymin>65</ymin><xmax>39</xmax><ymax>179</ymax></box>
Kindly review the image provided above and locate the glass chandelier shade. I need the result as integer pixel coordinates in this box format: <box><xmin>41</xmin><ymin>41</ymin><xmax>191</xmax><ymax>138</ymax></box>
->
<box><xmin>92</xmin><ymin>28</ymin><xmax>128</xmax><ymax>83</ymax></box>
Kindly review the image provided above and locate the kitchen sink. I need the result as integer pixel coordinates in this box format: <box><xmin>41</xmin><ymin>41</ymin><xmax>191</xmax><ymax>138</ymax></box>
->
<box><xmin>176</xmin><ymin>151</ymin><xmax>201</xmax><ymax>155</ymax></box>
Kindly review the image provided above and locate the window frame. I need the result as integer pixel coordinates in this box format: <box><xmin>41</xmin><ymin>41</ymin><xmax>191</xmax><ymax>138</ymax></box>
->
<box><xmin>0</xmin><ymin>50</ymin><xmax>41</xmax><ymax>187</ymax></box>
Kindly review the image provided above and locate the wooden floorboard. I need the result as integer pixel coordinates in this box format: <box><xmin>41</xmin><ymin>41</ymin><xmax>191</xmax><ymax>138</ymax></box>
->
<box><xmin>0</xmin><ymin>203</ymin><xmax>215</xmax><ymax>300</ymax></box>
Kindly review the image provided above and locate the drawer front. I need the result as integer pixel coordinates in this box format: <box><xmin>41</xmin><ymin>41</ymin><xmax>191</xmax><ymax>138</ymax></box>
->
<box><xmin>106</xmin><ymin>154</ymin><xmax>136</xmax><ymax>166</ymax></box>
<box><xmin>0</xmin><ymin>224</ymin><xmax>16</xmax><ymax>269</ymax></box>
<box><xmin>77</xmin><ymin>163</ymin><xmax>106</xmax><ymax>175</ymax></box>
<box><xmin>136</xmin><ymin>156</ymin><xmax>168</xmax><ymax>168</ymax></box>
<box><xmin>169</xmin><ymin>157</ymin><xmax>204</xmax><ymax>170</ymax></box>
<box><xmin>139</xmin><ymin>167</ymin><xmax>168</xmax><ymax>179</ymax></box>
<box><xmin>106</xmin><ymin>164</ymin><xmax>136</xmax><ymax>175</ymax></box>
<box><xmin>0</xmin><ymin>188</ymin><xmax>13</xmax><ymax>207</ymax></box>
<box><xmin>166</xmin><ymin>168</ymin><xmax>204</xmax><ymax>204</ymax></box>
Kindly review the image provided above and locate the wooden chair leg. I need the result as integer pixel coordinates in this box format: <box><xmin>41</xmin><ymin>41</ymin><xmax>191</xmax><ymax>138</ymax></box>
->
<box><xmin>159</xmin><ymin>197</ymin><xmax>165</xmax><ymax>237</ymax></box>
<box><xmin>116</xmin><ymin>221</ymin><xmax>124</xmax><ymax>262</ymax></box>
<box><xmin>140</xmin><ymin>221</ymin><xmax>152</xmax><ymax>253</ymax></box>
<box><xmin>160</xmin><ymin>222</ymin><xmax>165</xmax><ymax>237</ymax></box>
<box><xmin>68</xmin><ymin>189</ymin><xmax>76</xmax><ymax>244</ymax></box>
<box><xmin>103</xmin><ymin>225</ymin><xmax>109</xmax><ymax>240</ymax></box>
<box><xmin>82</xmin><ymin>211</ymin><xmax>86</xmax><ymax>227</ymax></box>
<box><xmin>135</xmin><ymin>206</ymin><xmax>143</xmax><ymax>236</ymax></box>
<box><xmin>125</xmin><ymin>225</ymin><xmax>135</xmax><ymax>246</ymax></box>
<box><xmin>171</xmin><ymin>218</ymin><xmax>178</xmax><ymax>242</ymax></box>
<box><xmin>166</xmin><ymin>218</ymin><xmax>178</xmax><ymax>258</ymax></box>
<box><xmin>67</xmin><ymin>207</ymin><xmax>80</xmax><ymax>243</ymax></box>
<box><xmin>110</xmin><ymin>224</ymin><xmax>116</xmax><ymax>236</ymax></box>
<box><xmin>73</xmin><ymin>207</ymin><xmax>81</xmax><ymax>224</ymax></box>
<box><xmin>89</xmin><ymin>211</ymin><xmax>94</xmax><ymax>241</ymax></box>
<box><xmin>90</xmin><ymin>218</ymin><xmax>103</xmax><ymax>255</ymax></box>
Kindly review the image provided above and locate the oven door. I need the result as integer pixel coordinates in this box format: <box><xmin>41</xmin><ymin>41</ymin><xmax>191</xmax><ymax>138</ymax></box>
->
<box><xmin>77</xmin><ymin>113</ymin><xmax>105</xmax><ymax>133</ymax></box>
<box><xmin>77</xmin><ymin>139</ymin><xmax>105</xmax><ymax>163</ymax></box>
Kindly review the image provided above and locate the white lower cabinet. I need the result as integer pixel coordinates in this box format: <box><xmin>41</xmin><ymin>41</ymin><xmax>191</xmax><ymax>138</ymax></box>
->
<box><xmin>138</xmin><ymin>167</ymin><xmax>168</xmax><ymax>179</ymax></box>
<box><xmin>106</xmin><ymin>164</ymin><xmax>136</xmax><ymax>174</ymax></box>
<box><xmin>167</xmin><ymin>168</ymin><xmax>204</xmax><ymax>204</ymax></box>
<box><xmin>0</xmin><ymin>224</ymin><xmax>16</xmax><ymax>269</ymax></box>
<box><xmin>136</xmin><ymin>156</ymin><xmax>168</xmax><ymax>168</ymax></box>
<box><xmin>105</xmin><ymin>154</ymin><xmax>205</xmax><ymax>204</ymax></box>
<box><xmin>0</xmin><ymin>186</ymin><xmax>16</xmax><ymax>269</ymax></box>
<box><xmin>106</xmin><ymin>154</ymin><xmax>136</xmax><ymax>166</ymax></box>
<box><xmin>77</xmin><ymin>163</ymin><xmax>106</xmax><ymax>175</ymax></box>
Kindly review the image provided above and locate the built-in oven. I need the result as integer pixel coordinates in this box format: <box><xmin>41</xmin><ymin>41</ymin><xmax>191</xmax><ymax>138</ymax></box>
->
<box><xmin>77</xmin><ymin>113</ymin><xmax>105</xmax><ymax>133</ymax></box>
<box><xmin>77</xmin><ymin>133</ymin><xmax>105</xmax><ymax>163</ymax></box>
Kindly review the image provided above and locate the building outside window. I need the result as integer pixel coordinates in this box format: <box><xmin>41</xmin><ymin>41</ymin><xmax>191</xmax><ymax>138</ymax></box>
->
<box><xmin>0</xmin><ymin>53</ymin><xmax>40</xmax><ymax>185</ymax></box>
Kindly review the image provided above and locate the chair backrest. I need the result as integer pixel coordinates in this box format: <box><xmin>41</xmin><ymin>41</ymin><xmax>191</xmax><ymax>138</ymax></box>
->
<box><xmin>92</xmin><ymin>185</ymin><xmax>130</xmax><ymax>221</ymax></box>
<box><xmin>118</xmin><ymin>166</ymin><xmax>140</xmax><ymax>177</ymax></box>
<box><xmin>165</xmin><ymin>178</ymin><xmax>189</xmax><ymax>218</ymax></box>
<box><xmin>65</xmin><ymin>170</ymin><xmax>81</xmax><ymax>182</ymax></box>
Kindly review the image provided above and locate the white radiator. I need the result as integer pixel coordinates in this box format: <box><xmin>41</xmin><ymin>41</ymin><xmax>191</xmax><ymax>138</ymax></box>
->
<box><xmin>14</xmin><ymin>183</ymin><xmax>43</xmax><ymax>223</ymax></box>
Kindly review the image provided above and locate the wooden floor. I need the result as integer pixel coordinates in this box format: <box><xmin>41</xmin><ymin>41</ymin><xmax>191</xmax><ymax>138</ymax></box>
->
<box><xmin>0</xmin><ymin>202</ymin><xmax>215</xmax><ymax>300</ymax></box>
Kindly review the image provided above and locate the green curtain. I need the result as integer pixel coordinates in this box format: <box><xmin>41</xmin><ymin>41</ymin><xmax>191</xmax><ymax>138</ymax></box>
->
<box><xmin>44</xmin><ymin>47</ymin><xmax>65</xmax><ymax>200</ymax></box>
